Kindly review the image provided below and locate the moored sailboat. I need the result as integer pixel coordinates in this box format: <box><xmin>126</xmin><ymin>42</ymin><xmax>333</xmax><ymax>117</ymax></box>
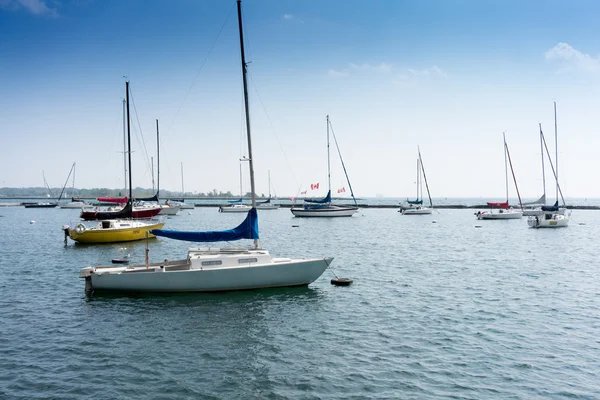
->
<box><xmin>79</xmin><ymin>0</ymin><xmax>332</xmax><ymax>293</ymax></box>
<box><xmin>401</xmin><ymin>147</ymin><xmax>433</xmax><ymax>215</ymax></box>
<box><xmin>476</xmin><ymin>133</ymin><xmax>523</xmax><ymax>220</ymax></box>
<box><xmin>64</xmin><ymin>81</ymin><xmax>164</xmax><ymax>244</ymax></box>
<box><xmin>256</xmin><ymin>170</ymin><xmax>280</xmax><ymax>210</ymax></box>
<box><xmin>290</xmin><ymin>115</ymin><xmax>358</xmax><ymax>217</ymax></box>
<box><xmin>528</xmin><ymin>102</ymin><xmax>569</xmax><ymax>228</ymax></box>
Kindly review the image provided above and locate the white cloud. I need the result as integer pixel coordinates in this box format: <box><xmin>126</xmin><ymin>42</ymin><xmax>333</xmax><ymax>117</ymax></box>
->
<box><xmin>328</xmin><ymin>69</ymin><xmax>350</xmax><ymax>77</ymax></box>
<box><xmin>545</xmin><ymin>42</ymin><xmax>600</xmax><ymax>73</ymax></box>
<box><xmin>0</xmin><ymin>0</ymin><xmax>58</xmax><ymax>17</ymax></box>
<box><xmin>283</xmin><ymin>14</ymin><xmax>294</xmax><ymax>20</ymax></box>
<box><xmin>349</xmin><ymin>62</ymin><xmax>393</xmax><ymax>73</ymax></box>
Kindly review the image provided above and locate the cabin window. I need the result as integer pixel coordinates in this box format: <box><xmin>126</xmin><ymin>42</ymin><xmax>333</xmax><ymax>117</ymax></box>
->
<box><xmin>238</xmin><ymin>258</ymin><xmax>258</xmax><ymax>264</ymax></box>
<box><xmin>101</xmin><ymin>221</ymin><xmax>111</xmax><ymax>229</ymax></box>
<box><xmin>201</xmin><ymin>260</ymin><xmax>222</xmax><ymax>266</ymax></box>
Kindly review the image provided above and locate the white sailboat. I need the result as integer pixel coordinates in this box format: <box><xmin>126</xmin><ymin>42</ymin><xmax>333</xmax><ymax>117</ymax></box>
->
<box><xmin>290</xmin><ymin>115</ymin><xmax>359</xmax><ymax>217</ymax></box>
<box><xmin>256</xmin><ymin>170</ymin><xmax>280</xmax><ymax>210</ymax></box>
<box><xmin>79</xmin><ymin>0</ymin><xmax>332</xmax><ymax>293</ymax></box>
<box><xmin>528</xmin><ymin>102</ymin><xmax>570</xmax><ymax>228</ymax></box>
<box><xmin>219</xmin><ymin>162</ymin><xmax>252</xmax><ymax>213</ymax></box>
<box><xmin>476</xmin><ymin>133</ymin><xmax>523</xmax><ymax>220</ymax></box>
<box><xmin>401</xmin><ymin>147</ymin><xmax>433</xmax><ymax>215</ymax></box>
<box><xmin>169</xmin><ymin>162</ymin><xmax>194</xmax><ymax>209</ymax></box>
<box><xmin>59</xmin><ymin>162</ymin><xmax>92</xmax><ymax>209</ymax></box>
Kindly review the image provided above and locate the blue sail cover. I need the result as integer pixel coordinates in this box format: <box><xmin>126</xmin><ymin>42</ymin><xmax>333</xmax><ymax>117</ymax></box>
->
<box><xmin>541</xmin><ymin>201</ymin><xmax>559</xmax><ymax>212</ymax></box>
<box><xmin>228</xmin><ymin>198</ymin><xmax>243</xmax><ymax>204</ymax></box>
<box><xmin>258</xmin><ymin>198</ymin><xmax>271</xmax><ymax>204</ymax></box>
<box><xmin>304</xmin><ymin>190</ymin><xmax>331</xmax><ymax>204</ymax></box>
<box><xmin>150</xmin><ymin>207</ymin><xmax>259</xmax><ymax>242</ymax></box>
<box><xmin>407</xmin><ymin>198</ymin><xmax>423</xmax><ymax>205</ymax></box>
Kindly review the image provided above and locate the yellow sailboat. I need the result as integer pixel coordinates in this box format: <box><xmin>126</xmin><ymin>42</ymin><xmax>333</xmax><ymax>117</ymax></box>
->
<box><xmin>63</xmin><ymin>81</ymin><xmax>166</xmax><ymax>244</ymax></box>
<box><xmin>65</xmin><ymin>219</ymin><xmax>164</xmax><ymax>243</ymax></box>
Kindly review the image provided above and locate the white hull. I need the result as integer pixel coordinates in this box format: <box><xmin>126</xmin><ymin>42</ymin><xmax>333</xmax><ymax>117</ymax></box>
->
<box><xmin>476</xmin><ymin>210</ymin><xmax>523</xmax><ymax>220</ymax></box>
<box><xmin>59</xmin><ymin>201</ymin><xmax>89</xmax><ymax>209</ymax></box>
<box><xmin>219</xmin><ymin>205</ymin><xmax>252</xmax><ymax>213</ymax></box>
<box><xmin>81</xmin><ymin>248</ymin><xmax>332</xmax><ymax>292</ymax></box>
<box><xmin>256</xmin><ymin>204</ymin><xmax>280</xmax><ymax>210</ymax></box>
<box><xmin>401</xmin><ymin>207</ymin><xmax>433</xmax><ymax>215</ymax></box>
<box><xmin>290</xmin><ymin>206</ymin><xmax>358</xmax><ymax>217</ymax></box>
<box><xmin>158</xmin><ymin>205</ymin><xmax>181</xmax><ymax>215</ymax></box>
<box><xmin>527</xmin><ymin>213</ymin><xmax>569</xmax><ymax>228</ymax></box>
<box><xmin>177</xmin><ymin>203</ymin><xmax>195</xmax><ymax>209</ymax></box>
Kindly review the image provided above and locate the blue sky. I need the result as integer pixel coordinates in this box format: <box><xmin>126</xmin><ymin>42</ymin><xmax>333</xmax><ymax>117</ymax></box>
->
<box><xmin>1</xmin><ymin>0</ymin><xmax>599</xmax><ymax>199</ymax></box>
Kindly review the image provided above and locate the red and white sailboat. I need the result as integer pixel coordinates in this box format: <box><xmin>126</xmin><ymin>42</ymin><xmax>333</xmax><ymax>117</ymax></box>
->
<box><xmin>476</xmin><ymin>133</ymin><xmax>523</xmax><ymax>220</ymax></box>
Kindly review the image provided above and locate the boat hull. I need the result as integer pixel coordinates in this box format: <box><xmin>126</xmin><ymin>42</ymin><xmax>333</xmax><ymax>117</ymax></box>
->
<box><xmin>290</xmin><ymin>206</ymin><xmax>358</xmax><ymax>217</ymax></box>
<box><xmin>256</xmin><ymin>204</ymin><xmax>280</xmax><ymax>210</ymax></box>
<box><xmin>81</xmin><ymin>252</ymin><xmax>332</xmax><ymax>292</ymax></box>
<box><xmin>59</xmin><ymin>202</ymin><xmax>89</xmax><ymax>209</ymax></box>
<box><xmin>527</xmin><ymin>214</ymin><xmax>569</xmax><ymax>228</ymax></box>
<box><xmin>68</xmin><ymin>221</ymin><xmax>165</xmax><ymax>243</ymax></box>
<box><xmin>476</xmin><ymin>210</ymin><xmax>523</xmax><ymax>220</ymax></box>
<box><xmin>80</xmin><ymin>207</ymin><xmax>161</xmax><ymax>221</ymax></box>
<box><xmin>23</xmin><ymin>203</ymin><xmax>57</xmax><ymax>208</ymax></box>
<box><xmin>401</xmin><ymin>207</ymin><xmax>433</xmax><ymax>215</ymax></box>
<box><xmin>158</xmin><ymin>205</ymin><xmax>180</xmax><ymax>215</ymax></box>
<box><xmin>219</xmin><ymin>205</ymin><xmax>252</xmax><ymax>213</ymax></box>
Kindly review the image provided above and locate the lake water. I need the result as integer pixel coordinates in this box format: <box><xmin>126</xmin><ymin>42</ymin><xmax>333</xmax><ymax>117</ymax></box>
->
<box><xmin>1</xmin><ymin>206</ymin><xmax>599</xmax><ymax>399</ymax></box>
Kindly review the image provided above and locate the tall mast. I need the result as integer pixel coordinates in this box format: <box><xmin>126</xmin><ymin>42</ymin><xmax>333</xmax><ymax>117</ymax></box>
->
<box><xmin>503</xmin><ymin>132</ymin><xmax>509</xmax><ymax>202</ymax></box>
<box><xmin>239</xmin><ymin>162</ymin><xmax>243</xmax><ymax>197</ymax></box>
<box><xmin>156</xmin><ymin>119</ymin><xmax>160</xmax><ymax>199</ymax></box>
<box><xmin>418</xmin><ymin>146</ymin><xmax>433</xmax><ymax>208</ymax></box>
<box><xmin>126</xmin><ymin>81</ymin><xmax>133</xmax><ymax>208</ymax></box>
<box><xmin>554</xmin><ymin>101</ymin><xmax>558</xmax><ymax>202</ymax></box>
<box><xmin>415</xmin><ymin>158</ymin><xmax>419</xmax><ymax>200</ymax></box>
<box><xmin>268</xmin><ymin>169</ymin><xmax>271</xmax><ymax>198</ymax></box>
<box><xmin>122</xmin><ymin>99</ymin><xmax>127</xmax><ymax>194</ymax></box>
<box><xmin>72</xmin><ymin>162</ymin><xmax>76</xmax><ymax>198</ymax></box>
<box><xmin>236</xmin><ymin>0</ymin><xmax>257</xmax><ymax>248</ymax></box>
<box><xmin>327</xmin><ymin>115</ymin><xmax>331</xmax><ymax>197</ymax></box>
<box><xmin>539</xmin><ymin>123</ymin><xmax>546</xmax><ymax>203</ymax></box>
<box><xmin>181</xmin><ymin>162</ymin><xmax>185</xmax><ymax>195</ymax></box>
<box><xmin>504</xmin><ymin>135</ymin><xmax>523</xmax><ymax>209</ymax></box>
<box><xmin>151</xmin><ymin>156</ymin><xmax>155</xmax><ymax>192</ymax></box>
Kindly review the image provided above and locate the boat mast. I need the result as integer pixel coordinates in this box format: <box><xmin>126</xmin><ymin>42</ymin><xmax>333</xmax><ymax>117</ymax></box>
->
<box><xmin>151</xmin><ymin>157</ymin><xmax>155</xmax><ymax>192</ymax></box>
<box><xmin>268</xmin><ymin>169</ymin><xmax>271</xmax><ymax>198</ymax></box>
<box><xmin>72</xmin><ymin>162</ymin><xmax>76</xmax><ymax>199</ymax></box>
<box><xmin>122</xmin><ymin>99</ymin><xmax>128</xmax><ymax>195</ymax></box>
<box><xmin>504</xmin><ymin>134</ymin><xmax>523</xmax><ymax>209</ymax></box>
<box><xmin>239</xmin><ymin>162</ymin><xmax>243</xmax><ymax>198</ymax></box>
<box><xmin>554</xmin><ymin>101</ymin><xmax>558</xmax><ymax>202</ymax></box>
<box><xmin>236</xmin><ymin>0</ymin><xmax>258</xmax><ymax>248</ymax></box>
<box><xmin>126</xmin><ymin>81</ymin><xmax>133</xmax><ymax>215</ymax></box>
<box><xmin>539</xmin><ymin>123</ymin><xmax>546</xmax><ymax>204</ymax></box>
<box><xmin>327</xmin><ymin>114</ymin><xmax>331</xmax><ymax>199</ymax></box>
<box><xmin>181</xmin><ymin>162</ymin><xmax>185</xmax><ymax>196</ymax></box>
<box><xmin>418</xmin><ymin>147</ymin><xmax>433</xmax><ymax>208</ymax></box>
<box><xmin>503</xmin><ymin>132</ymin><xmax>509</xmax><ymax>203</ymax></box>
<box><xmin>156</xmin><ymin>119</ymin><xmax>160</xmax><ymax>200</ymax></box>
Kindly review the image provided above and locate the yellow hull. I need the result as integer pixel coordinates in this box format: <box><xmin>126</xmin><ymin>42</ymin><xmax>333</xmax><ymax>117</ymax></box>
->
<box><xmin>69</xmin><ymin>222</ymin><xmax>165</xmax><ymax>244</ymax></box>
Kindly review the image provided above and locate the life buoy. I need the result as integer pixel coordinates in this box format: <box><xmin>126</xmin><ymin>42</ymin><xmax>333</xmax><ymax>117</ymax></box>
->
<box><xmin>75</xmin><ymin>223</ymin><xmax>86</xmax><ymax>234</ymax></box>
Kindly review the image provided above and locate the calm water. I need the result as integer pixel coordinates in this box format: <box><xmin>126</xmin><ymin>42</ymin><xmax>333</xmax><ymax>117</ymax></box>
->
<box><xmin>1</xmin><ymin>206</ymin><xmax>599</xmax><ymax>399</ymax></box>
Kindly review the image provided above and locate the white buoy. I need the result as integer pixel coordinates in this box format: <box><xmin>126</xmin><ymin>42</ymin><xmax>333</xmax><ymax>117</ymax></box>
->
<box><xmin>30</xmin><ymin>220</ymin><xmax>35</xmax><ymax>224</ymax></box>
<box><xmin>432</xmin><ymin>220</ymin><xmax>437</xmax><ymax>223</ymax></box>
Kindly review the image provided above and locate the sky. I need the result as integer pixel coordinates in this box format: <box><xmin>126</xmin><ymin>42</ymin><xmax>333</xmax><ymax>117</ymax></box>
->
<box><xmin>1</xmin><ymin>0</ymin><xmax>599</xmax><ymax>200</ymax></box>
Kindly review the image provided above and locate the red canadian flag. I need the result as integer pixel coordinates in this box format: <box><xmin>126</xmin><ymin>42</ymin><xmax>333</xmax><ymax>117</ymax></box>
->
<box><xmin>310</xmin><ymin>183</ymin><xmax>320</xmax><ymax>190</ymax></box>
<box><xmin>337</xmin><ymin>187</ymin><xmax>346</xmax><ymax>194</ymax></box>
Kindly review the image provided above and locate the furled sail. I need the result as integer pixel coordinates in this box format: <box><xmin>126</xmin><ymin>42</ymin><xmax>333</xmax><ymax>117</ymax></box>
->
<box><xmin>522</xmin><ymin>194</ymin><xmax>546</xmax><ymax>206</ymax></box>
<box><xmin>228</xmin><ymin>198</ymin><xmax>243</xmax><ymax>204</ymax></box>
<box><xmin>150</xmin><ymin>208</ymin><xmax>259</xmax><ymax>242</ymax></box>
<box><xmin>97</xmin><ymin>196</ymin><xmax>128</xmax><ymax>204</ymax></box>
<box><xmin>258</xmin><ymin>198</ymin><xmax>271</xmax><ymax>204</ymax></box>
<box><xmin>541</xmin><ymin>201</ymin><xmax>559</xmax><ymax>212</ymax></box>
<box><xmin>407</xmin><ymin>198</ymin><xmax>423</xmax><ymax>205</ymax></box>
<box><xmin>136</xmin><ymin>193</ymin><xmax>159</xmax><ymax>202</ymax></box>
<box><xmin>486</xmin><ymin>201</ymin><xmax>509</xmax><ymax>209</ymax></box>
<box><xmin>304</xmin><ymin>190</ymin><xmax>331</xmax><ymax>204</ymax></box>
<box><xmin>80</xmin><ymin>201</ymin><xmax>132</xmax><ymax>220</ymax></box>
